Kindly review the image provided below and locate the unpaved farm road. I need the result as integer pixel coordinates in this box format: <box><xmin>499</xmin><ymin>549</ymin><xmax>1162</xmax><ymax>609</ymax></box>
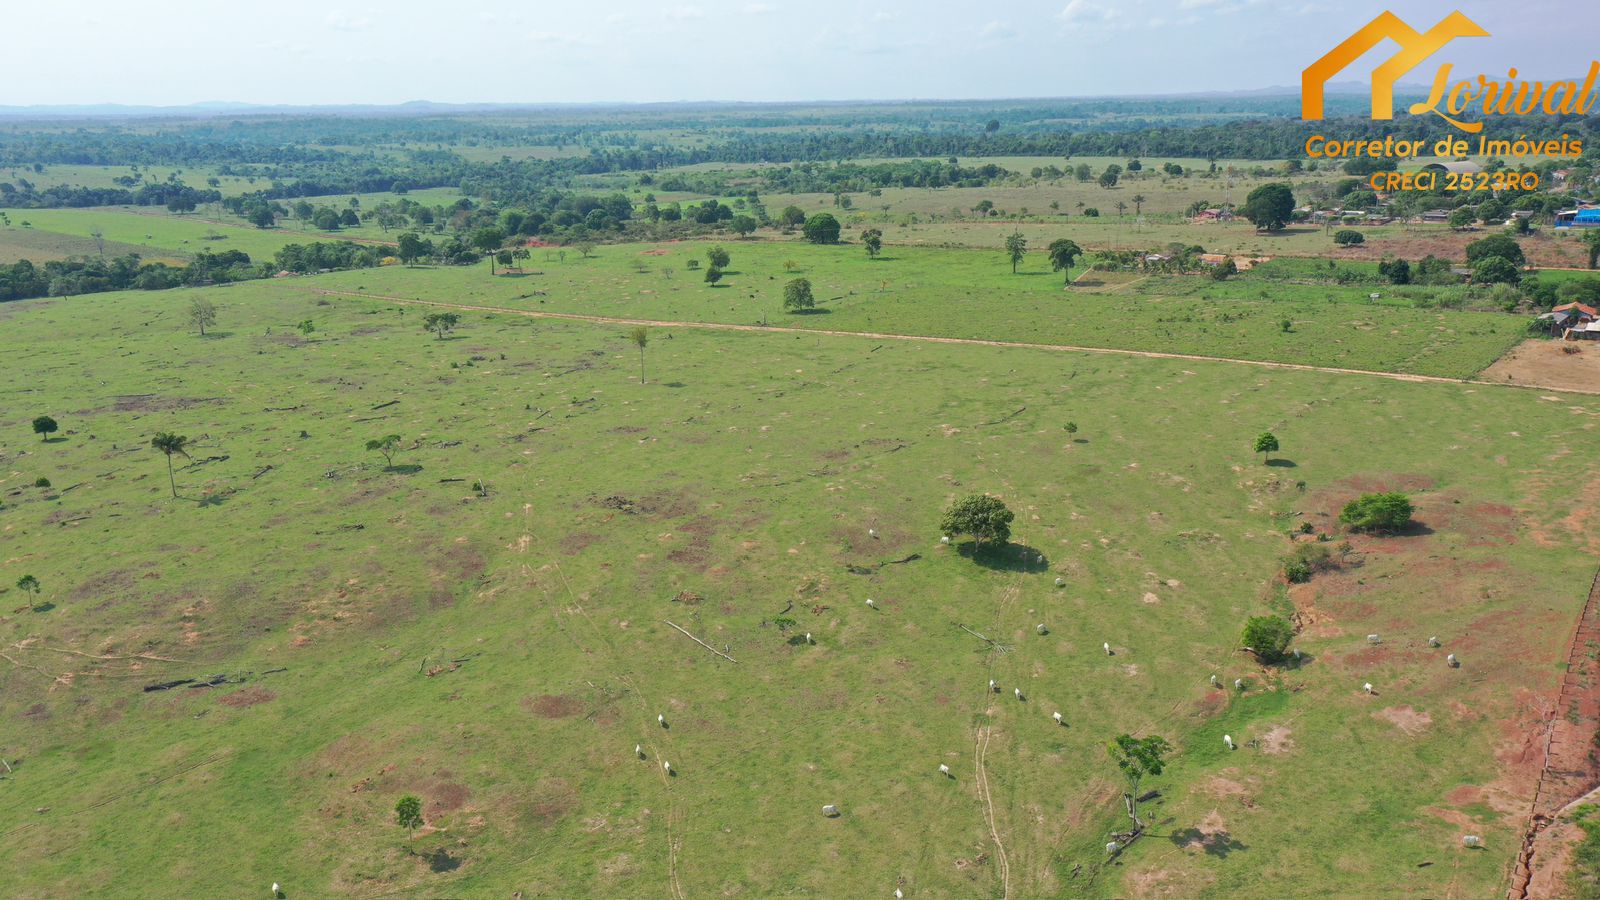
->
<box><xmin>306</xmin><ymin>287</ymin><xmax>1600</xmax><ymax>398</ymax></box>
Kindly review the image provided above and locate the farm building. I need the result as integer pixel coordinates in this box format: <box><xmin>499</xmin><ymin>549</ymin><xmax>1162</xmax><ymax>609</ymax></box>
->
<box><xmin>1422</xmin><ymin>209</ymin><xmax>1453</xmax><ymax>224</ymax></box>
<box><xmin>1554</xmin><ymin>208</ymin><xmax>1600</xmax><ymax>229</ymax></box>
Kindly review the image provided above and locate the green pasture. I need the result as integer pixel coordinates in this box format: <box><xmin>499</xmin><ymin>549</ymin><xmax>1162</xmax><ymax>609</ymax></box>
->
<box><xmin>0</xmin><ymin>277</ymin><xmax>1591</xmax><ymax>897</ymax></box>
<box><xmin>311</xmin><ymin>239</ymin><xmax>1527</xmax><ymax>378</ymax></box>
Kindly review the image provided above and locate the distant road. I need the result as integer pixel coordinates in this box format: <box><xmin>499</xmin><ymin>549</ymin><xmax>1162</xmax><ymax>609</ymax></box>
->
<box><xmin>304</xmin><ymin>287</ymin><xmax>1600</xmax><ymax>398</ymax></box>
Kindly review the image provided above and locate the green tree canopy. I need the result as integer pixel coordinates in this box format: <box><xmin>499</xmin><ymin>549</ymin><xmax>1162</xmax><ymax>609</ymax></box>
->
<box><xmin>802</xmin><ymin>213</ymin><xmax>840</xmax><ymax>244</ymax></box>
<box><xmin>1046</xmin><ymin>238</ymin><xmax>1083</xmax><ymax>284</ymax></box>
<box><xmin>1465</xmin><ymin>234</ymin><xmax>1525</xmax><ymax>267</ymax></box>
<box><xmin>940</xmin><ymin>494</ymin><xmax>1014</xmax><ymax>548</ymax></box>
<box><xmin>1339</xmin><ymin>492</ymin><xmax>1413</xmax><ymax>533</ymax></box>
<box><xmin>422</xmin><ymin>312</ymin><xmax>460</xmax><ymax>339</ymax></box>
<box><xmin>1253</xmin><ymin>431</ymin><xmax>1279</xmax><ymax>461</ymax></box>
<box><xmin>782</xmin><ymin>277</ymin><xmax>815</xmax><ymax>312</ymax></box>
<box><xmin>31</xmin><ymin>415</ymin><xmax>58</xmax><ymax>440</ymax></box>
<box><xmin>706</xmin><ymin>245</ymin><xmax>731</xmax><ymax>268</ymax></box>
<box><xmin>860</xmin><ymin>228</ymin><xmax>883</xmax><ymax>258</ymax></box>
<box><xmin>1242</xmin><ymin>614</ymin><xmax>1295</xmax><ymax>663</ymax></box>
<box><xmin>1004</xmin><ymin>231</ymin><xmax>1027</xmax><ymax>274</ymax></box>
<box><xmin>1240</xmin><ymin>183</ymin><xmax>1295</xmax><ymax>231</ymax></box>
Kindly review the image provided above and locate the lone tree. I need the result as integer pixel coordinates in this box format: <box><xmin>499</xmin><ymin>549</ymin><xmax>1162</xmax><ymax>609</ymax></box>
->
<box><xmin>779</xmin><ymin>205</ymin><xmax>807</xmax><ymax>228</ymax></box>
<box><xmin>1333</xmin><ymin>229</ymin><xmax>1365</xmax><ymax>246</ymax></box>
<box><xmin>396</xmin><ymin>232</ymin><xmax>426</xmax><ymax>266</ymax></box>
<box><xmin>940</xmin><ymin>494</ymin><xmax>1014</xmax><ymax>549</ymax></box>
<box><xmin>861</xmin><ymin>228</ymin><xmax>883</xmax><ymax>258</ymax></box>
<box><xmin>422</xmin><ymin>312</ymin><xmax>460</xmax><ymax>340</ymax></box>
<box><xmin>150</xmin><ymin>432</ymin><xmax>190</xmax><ymax>498</ymax></box>
<box><xmin>1339</xmin><ymin>492</ymin><xmax>1413</xmax><ymax>533</ymax></box>
<box><xmin>189</xmin><ymin>298</ymin><xmax>217</xmax><ymax>336</ymax></box>
<box><xmin>730</xmin><ymin>215</ymin><xmax>758</xmax><ymax>238</ymax></box>
<box><xmin>628</xmin><ymin>326</ymin><xmax>649</xmax><ymax>384</ymax></box>
<box><xmin>1240</xmin><ymin>183</ymin><xmax>1295</xmax><ymax>232</ymax></box>
<box><xmin>704</xmin><ymin>266</ymin><xmax>724</xmax><ymax>286</ymax></box>
<box><xmin>366</xmin><ymin>434</ymin><xmax>402</xmax><ymax>470</ymax></box>
<box><xmin>1046</xmin><ymin>238</ymin><xmax>1083</xmax><ymax>284</ymax></box>
<box><xmin>1253</xmin><ymin>431</ymin><xmax>1280</xmax><ymax>463</ymax></box>
<box><xmin>783</xmin><ymin>277</ymin><xmax>815</xmax><ymax>312</ymax></box>
<box><xmin>31</xmin><ymin>415</ymin><xmax>58</xmax><ymax>441</ymax></box>
<box><xmin>707</xmin><ymin>245</ymin><xmax>731</xmax><ymax>269</ymax></box>
<box><xmin>1004</xmin><ymin>231</ymin><xmax>1027</xmax><ymax>274</ymax></box>
<box><xmin>1107</xmin><ymin>734</ymin><xmax>1172</xmax><ymax>832</ymax></box>
<box><xmin>395</xmin><ymin>795</ymin><xmax>424</xmax><ymax>838</ymax></box>
<box><xmin>802</xmin><ymin>212</ymin><xmax>840</xmax><ymax>244</ymax></box>
<box><xmin>1242</xmin><ymin>614</ymin><xmax>1295</xmax><ymax>663</ymax></box>
<box><xmin>16</xmin><ymin>574</ymin><xmax>40</xmax><ymax>608</ymax></box>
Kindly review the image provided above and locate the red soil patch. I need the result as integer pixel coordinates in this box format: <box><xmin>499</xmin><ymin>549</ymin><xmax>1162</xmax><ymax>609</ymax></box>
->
<box><xmin>217</xmin><ymin>686</ymin><xmax>276</xmax><ymax>708</ymax></box>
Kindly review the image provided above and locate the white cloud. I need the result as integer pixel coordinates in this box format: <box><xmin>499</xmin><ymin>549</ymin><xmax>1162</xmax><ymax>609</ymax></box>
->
<box><xmin>325</xmin><ymin>10</ymin><xmax>373</xmax><ymax>31</ymax></box>
<box><xmin>979</xmin><ymin>20</ymin><xmax>1016</xmax><ymax>40</ymax></box>
<box><xmin>665</xmin><ymin>5</ymin><xmax>706</xmax><ymax>20</ymax></box>
<box><xmin>528</xmin><ymin>30</ymin><xmax>592</xmax><ymax>45</ymax></box>
<box><xmin>1059</xmin><ymin>1</ymin><xmax>1118</xmax><ymax>25</ymax></box>
<box><xmin>744</xmin><ymin>2</ymin><xmax>777</xmax><ymax>13</ymax></box>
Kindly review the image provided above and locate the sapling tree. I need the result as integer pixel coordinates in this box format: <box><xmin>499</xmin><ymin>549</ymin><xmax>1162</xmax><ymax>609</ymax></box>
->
<box><xmin>16</xmin><ymin>574</ymin><xmax>41</xmax><ymax>608</ymax></box>
<box><xmin>1005</xmin><ymin>231</ymin><xmax>1027</xmax><ymax>274</ymax></box>
<box><xmin>150</xmin><ymin>432</ymin><xmax>190</xmax><ymax>498</ymax></box>
<box><xmin>860</xmin><ymin>228</ymin><xmax>883</xmax><ymax>258</ymax></box>
<box><xmin>32</xmin><ymin>415</ymin><xmax>58</xmax><ymax>441</ymax></box>
<box><xmin>189</xmin><ymin>298</ymin><xmax>217</xmax><ymax>336</ymax></box>
<box><xmin>1107</xmin><ymin>733</ymin><xmax>1172</xmax><ymax>832</ymax></box>
<box><xmin>1253</xmin><ymin>431</ymin><xmax>1279</xmax><ymax>463</ymax></box>
<box><xmin>1047</xmin><ymin>238</ymin><xmax>1083</xmax><ymax>284</ymax></box>
<box><xmin>366</xmin><ymin>434</ymin><xmax>402</xmax><ymax>470</ymax></box>
<box><xmin>395</xmin><ymin>795</ymin><xmax>424</xmax><ymax>838</ymax></box>
<box><xmin>706</xmin><ymin>245</ymin><xmax>731</xmax><ymax>269</ymax></box>
<box><xmin>422</xmin><ymin>312</ymin><xmax>460</xmax><ymax>340</ymax></box>
<box><xmin>629</xmin><ymin>327</ymin><xmax>649</xmax><ymax>384</ymax></box>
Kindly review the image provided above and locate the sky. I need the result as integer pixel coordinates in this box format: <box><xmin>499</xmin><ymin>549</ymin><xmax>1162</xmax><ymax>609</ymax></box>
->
<box><xmin>5</xmin><ymin>0</ymin><xmax>1598</xmax><ymax>106</ymax></box>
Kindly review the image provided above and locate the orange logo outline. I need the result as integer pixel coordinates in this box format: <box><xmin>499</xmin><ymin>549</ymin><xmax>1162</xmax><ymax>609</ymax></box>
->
<box><xmin>1302</xmin><ymin>10</ymin><xmax>1488</xmax><ymax>121</ymax></box>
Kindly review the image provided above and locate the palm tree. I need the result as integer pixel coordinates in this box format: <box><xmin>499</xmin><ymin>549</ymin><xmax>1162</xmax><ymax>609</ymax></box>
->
<box><xmin>629</xmin><ymin>327</ymin><xmax>649</xmax><ymax>384</ymax></box>
<box><xmin>150</xmin><ymin>432</ymin><xmax>190</xmax><ymax>498</ymax></box>
<box><xmin>1131</xmin><ymin>194</ymin><xmax>1146</xmax><ymax>216</ymax></box>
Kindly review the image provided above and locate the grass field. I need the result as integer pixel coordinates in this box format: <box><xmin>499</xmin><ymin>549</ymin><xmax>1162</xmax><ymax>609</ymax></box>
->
<box><xmin>0</xmin><ymin>207</ymin><xmax>400</xmax><ymax>265</ymax></box>
<box><xmin>1</xmin><ymin>272</ymin><xmax>1594</xmax><ymax>897</ymax></box>
<box><xmin>306</xmin><ymin>239</ymin><xmax>1529</xmax><ymax>379</ymax></box>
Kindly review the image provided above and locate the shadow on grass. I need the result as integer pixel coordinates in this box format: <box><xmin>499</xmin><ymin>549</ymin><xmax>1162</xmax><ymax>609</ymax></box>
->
<box><xmin>786</xmin><ymin>308</ymin><xmax>833</xmax><ymax>315</ymax></box>
<box><xmin>954</xmin><ymin>541</ymin><xmax>1050</xmax><ymax>573</ymax></box>
<box><xmin>1168</xmin><ymin>828</ymin><xmax>1247</xmax><ymax>858</ymax></box>
<box><xmin>661</xmin><ymin>382</ymin><xmax>687</xmax><ymax>388</ymax></box>
<box><xmin>1265</xmin><ymin>458</ymin><xmax>1297</xmax><ymax>468</ymax></box>
<box><xmin>385</xmin><ymin>464</ymin><xmax>425</xmax><ymax>475</ymax></box>
<box><xmin>201</xmin><ymin>331</ymin><xmax>235</xmax><ymax>340</ymax></box>
<box><xmin>196</xmin><ymin>493</ymin><xmax>230</xmax><ymax>508</ymax></box>
<box><xmin>30</xmin><ymin>602</ymin><xmax>56</xmax><ymax>613</ymax></box>
<box><xmin>41</xmin><ymin>436</ymin><xmax>68</xmax><ymax>444</ymax></box>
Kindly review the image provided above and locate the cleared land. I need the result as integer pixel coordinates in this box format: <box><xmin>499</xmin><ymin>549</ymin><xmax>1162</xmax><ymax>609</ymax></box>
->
<box><xmin>1</xmin><ymin>277</ymin><xmax>1596</xmax><ymax>897</ymax></box>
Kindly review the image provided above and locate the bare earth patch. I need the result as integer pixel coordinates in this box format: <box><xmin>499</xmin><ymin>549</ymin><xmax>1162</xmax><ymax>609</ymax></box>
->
<box><xmin>1259</xmin><ymin>725</ymin><xmax>1294</xmax><ymax>754</ymax></box>
<box><xmin>523</xmin><ymin>694</ymin><xmax>585</xmax><ymax>718</ymax></box>
<box><xmin>1374</xmin><ymin>705</ymin><xmax>1433</xmax><ymax>736</ymax></box>
<box><xmin>216</xmin><ymin>686</ymin><xmax>276</xmax><ymax>708</ymax></box>
<box><xmin>1481</xmin><ymin>339</ymin><xmax>1600</xmax><ymax>395</ymax></box>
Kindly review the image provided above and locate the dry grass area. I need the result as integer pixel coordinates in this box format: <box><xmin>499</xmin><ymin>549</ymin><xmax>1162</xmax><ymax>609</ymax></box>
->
<box><xmin>1481</xmin><ymin>340</ymin><xmax>1600</xmax><ymax>394</ymax></box>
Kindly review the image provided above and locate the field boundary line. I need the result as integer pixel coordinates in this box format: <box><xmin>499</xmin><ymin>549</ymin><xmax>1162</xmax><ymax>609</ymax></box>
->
<box><xmin>305</xmin><ymin>287</ymin><xmax>1600</xmax><ymax>398</ymax></box>
<box><xmin>1509</xmin><ymin>565</ymin><xmax>1600</xmax><ymax>898</ymax></box>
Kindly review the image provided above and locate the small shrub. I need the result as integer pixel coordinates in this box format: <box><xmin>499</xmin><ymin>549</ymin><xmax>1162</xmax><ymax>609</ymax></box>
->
<box><xmin>34</xmin><ymin>477</ymin><xmax>51</xmax><ymax>488</ymax></box>
<box><xmin>1283</xmin><ymin>542</ymin><xmax>1332</xmax><ymax>583</ymax></box>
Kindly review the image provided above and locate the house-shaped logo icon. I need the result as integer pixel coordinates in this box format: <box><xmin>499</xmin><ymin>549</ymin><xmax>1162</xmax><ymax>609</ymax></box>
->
<box><xmin>1302</xmin><ymin>11</ymin><xmax>1487</xmax><ymax>121</ymax></box>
